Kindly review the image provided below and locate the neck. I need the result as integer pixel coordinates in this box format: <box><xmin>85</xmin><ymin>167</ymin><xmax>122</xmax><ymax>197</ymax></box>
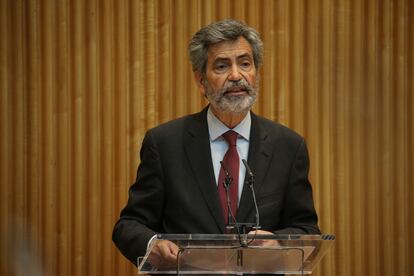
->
<box><xmin>210</xmin><ymin>107</ymin><xmax>248</xmax><ymax>128</ymax></box>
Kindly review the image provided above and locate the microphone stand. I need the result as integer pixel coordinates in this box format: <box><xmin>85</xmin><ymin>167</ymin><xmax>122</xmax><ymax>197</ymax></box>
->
<box><xmin>221</xmin><ymin>160</ymin><xmax>261</xmax><ymax>247</ymax></box>
<box><xmin>242</xmin><ymin>159</ymin><xmax>261</xmax><ymax>230</ymax></box>
<box><xmin>224</xmin><ymin>173</ymin><xmax>235</xmax><ymax>230</ymax></box>
<box><xmin>220</xmin><ymin>161</ymin><xmax>236</xmax><ymax>230</ymax></box>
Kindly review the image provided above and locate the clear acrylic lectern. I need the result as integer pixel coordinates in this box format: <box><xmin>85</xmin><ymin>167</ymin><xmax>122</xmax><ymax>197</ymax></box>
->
<box><xmin>138</xmin><ymin>233</ymin><xmax>335</xmax><ymax>275</ymax></box>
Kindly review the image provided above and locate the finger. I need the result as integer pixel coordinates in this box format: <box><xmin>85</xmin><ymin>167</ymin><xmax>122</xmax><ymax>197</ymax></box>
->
<box><xmin>159</xmin><ymin>241</ymin><xmax>178</xmax><ymax>263</ymax></box>
<box><xmin>166</xmin><ymin>241</ymin><xmax>179</xmax><ymax>256</ymax></box>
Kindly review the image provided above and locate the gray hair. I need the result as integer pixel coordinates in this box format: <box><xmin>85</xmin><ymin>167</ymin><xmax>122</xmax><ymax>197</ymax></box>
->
<box><xmin>188</xmin><ymin>19</ymin><xmax>263</xmax><ymax>73</ymax></box>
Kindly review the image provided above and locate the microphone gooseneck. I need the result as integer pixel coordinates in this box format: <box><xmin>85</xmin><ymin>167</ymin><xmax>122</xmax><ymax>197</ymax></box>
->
<box><xmin>220</xmin><ymin>161</ymin><xmax>235</xmax><ymax>228</ymax></box>
<box><xmin>242</xmin><ymin>159</ymin><xmax>260</xmax><ymax>229</ymax></box>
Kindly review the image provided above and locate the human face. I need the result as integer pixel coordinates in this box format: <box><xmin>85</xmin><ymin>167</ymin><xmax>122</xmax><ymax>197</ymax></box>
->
<box><xmin>199</xmin><ymin>37</ymin><xmax>258</xmax><ymax>114</ymax></box>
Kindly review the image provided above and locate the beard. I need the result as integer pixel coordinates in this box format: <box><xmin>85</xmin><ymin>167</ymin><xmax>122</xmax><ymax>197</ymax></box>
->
<box><xmin>204</xmin><ymin>78</ymin><xmax>258</xmax><ymax>114</ymax></box>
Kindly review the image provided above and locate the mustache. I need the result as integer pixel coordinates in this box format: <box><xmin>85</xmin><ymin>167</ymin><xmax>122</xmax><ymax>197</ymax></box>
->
<box><xmin>219</xmin><ymin>80</ymin><xmax>254</xmax><ymax>95</ymax></box>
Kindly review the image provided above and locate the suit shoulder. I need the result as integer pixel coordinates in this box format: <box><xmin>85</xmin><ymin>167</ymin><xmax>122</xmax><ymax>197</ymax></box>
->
<box><xmin>255</xmin><ymin>115</ymin><xmax>304</xmax><ymax>143</ymax></box>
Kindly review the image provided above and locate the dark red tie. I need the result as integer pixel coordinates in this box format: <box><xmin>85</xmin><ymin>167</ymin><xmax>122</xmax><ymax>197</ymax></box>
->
<box><xmin>218</xmin><ymin>130</ymin><xmax>239</xmax><ymax>226</ymax></box>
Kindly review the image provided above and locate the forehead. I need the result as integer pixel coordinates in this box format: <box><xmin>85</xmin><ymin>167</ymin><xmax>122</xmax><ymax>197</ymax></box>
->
<box><xmin>207</xmin><ymin>36</ymin><xmax>253</xmax><ymax>63</ymax></box>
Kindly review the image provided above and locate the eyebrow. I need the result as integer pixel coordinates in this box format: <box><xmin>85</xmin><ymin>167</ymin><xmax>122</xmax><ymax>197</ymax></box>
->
<box><xmin>213</xmin><ymin>53</ymin><xmax>253</xmax><ymax>63</ymax></box>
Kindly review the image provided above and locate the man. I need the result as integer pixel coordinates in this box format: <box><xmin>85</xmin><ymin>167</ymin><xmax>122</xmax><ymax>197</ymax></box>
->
<box><xmin>112</xmin><ymin>19</ymin><xmax>320</xmax><ymax>268</ymax></box>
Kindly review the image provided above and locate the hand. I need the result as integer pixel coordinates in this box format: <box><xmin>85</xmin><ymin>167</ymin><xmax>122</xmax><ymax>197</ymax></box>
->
<box><xmin>247</xmin><ymin>229</ymin><xmax>280</xmax><ymax>247</ymax></box>
<box><xmin>147</xmin><ymin>239</ymin><xmax>180</xmax><ymax>269</ymax></box>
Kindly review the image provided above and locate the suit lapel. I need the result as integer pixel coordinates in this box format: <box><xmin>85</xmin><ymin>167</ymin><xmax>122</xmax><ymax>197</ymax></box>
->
<box><xmin>236</xmin><ymin>113</ymin><xmax>272</xmax><ymax>223</ymax></box>
<box><xmin>183</xmin><ymin>108</ymin><xmax>226</xmax><ymax>232</ymax></box>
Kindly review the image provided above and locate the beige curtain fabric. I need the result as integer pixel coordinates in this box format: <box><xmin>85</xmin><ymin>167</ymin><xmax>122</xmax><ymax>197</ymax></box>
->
<box><xmin>1</xmin><ymin>0</ymin><xmax>413</xmax><ymax>275</ymax></box>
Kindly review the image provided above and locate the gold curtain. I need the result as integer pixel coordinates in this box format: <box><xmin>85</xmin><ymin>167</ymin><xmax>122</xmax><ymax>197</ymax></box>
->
<box><xmin>1</xmin><ymin>0</ymin><xmax>413</xmax><ymax>275</ymax></box>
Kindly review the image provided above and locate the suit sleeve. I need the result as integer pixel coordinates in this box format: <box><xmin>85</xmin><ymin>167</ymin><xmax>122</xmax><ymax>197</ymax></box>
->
<box><xmin>112</xmin><ymin>130</ymin><xmax>165</xmax><ymax>265</ymax></box>
<box><xmin>274</xmin><ymin>139</ymin><xmax>321</xmax><ymax>235</ymax></box>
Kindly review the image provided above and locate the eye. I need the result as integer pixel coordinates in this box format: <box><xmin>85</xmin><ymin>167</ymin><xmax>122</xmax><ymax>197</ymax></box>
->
<box><xmin>214</xmin><ymin>63</ymin><xmax>229</xmax><ymax>72</ymax></box>
<box><xmin>240</xmin><ymin>61</ymin><xmax>251</xmax><ymax>69</ymax></box>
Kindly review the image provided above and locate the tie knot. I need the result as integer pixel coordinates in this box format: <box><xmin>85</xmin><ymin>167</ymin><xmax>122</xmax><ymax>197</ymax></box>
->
<box><xmin>222</xmin><ymin>130</ymin><xmax>238</xmax><ymax>146</ymax></box>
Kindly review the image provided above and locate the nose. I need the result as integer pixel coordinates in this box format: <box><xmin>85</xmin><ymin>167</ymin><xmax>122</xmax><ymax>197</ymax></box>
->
<box><xmin>228</xmin><ymin>64</ymin><xmax>242</xmax><ymax>81</ymax></box>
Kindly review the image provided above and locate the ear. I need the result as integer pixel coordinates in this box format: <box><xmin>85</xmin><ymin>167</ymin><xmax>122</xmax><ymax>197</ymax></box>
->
<box><xmin>194</xmin><ymin>71</ymin><xmax>206</xmax><ymax>95</ymax></box>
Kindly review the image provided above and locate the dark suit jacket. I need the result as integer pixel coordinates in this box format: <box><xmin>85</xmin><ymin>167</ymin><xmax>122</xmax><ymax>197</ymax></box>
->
<box><xmin>112</xmin><ymin>107</ymin><xmax>320</xmax><ymax>265</ymax></box>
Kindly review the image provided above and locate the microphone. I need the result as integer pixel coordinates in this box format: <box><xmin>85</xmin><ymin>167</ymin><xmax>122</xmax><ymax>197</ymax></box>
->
<box><xmin>242</xmin><ymin>159</ymin><xmax>254</xmax><ymax>185</ymax></box>
<box><xmin>242</xmin><ymin>159</ymin><xmax>260</xmax><ymax>229</ymax></box>
<box><xmin>220</xmin><ymin>161</ymin><xmax>235</xmax><ymax>228</ymax></box>
<box><xmin>220</xmin><ymin>161</ymin><xmax>232</xmax><ymax>189</ymax></box>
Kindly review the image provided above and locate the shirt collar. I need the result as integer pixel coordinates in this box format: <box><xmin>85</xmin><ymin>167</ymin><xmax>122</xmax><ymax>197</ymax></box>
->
<box><xmin>207</xmin><ymin>106</ymin><xmax>251</xmax><ymax>142</ymax></box>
